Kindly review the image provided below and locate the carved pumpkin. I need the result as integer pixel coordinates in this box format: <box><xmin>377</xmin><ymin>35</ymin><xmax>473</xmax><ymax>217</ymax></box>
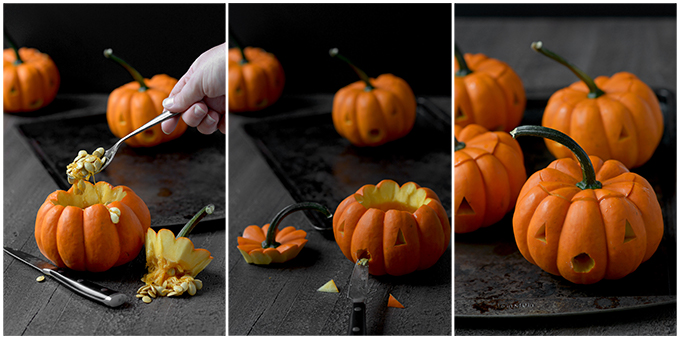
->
<box><xmin>454</xmin><ymin>44</ymin><xmax>525</xmax><ymax>132</ymax></box>
<box><xmin>455</xmin><ymin>124</ymin><xmax>527</xmax><ymax>233</ymax></box>
<box><xmin>34</xmin><ymin>181</ymin><xmax>151</xmax><ymax>272</ymax></box>
<box><xmin>333</xmin><ymin>180</ymin><xmax>450</xmax><ymax>276</ymax></box>
<box><xmin>330</xmin><ymin>49</ymin><xmax>416</xmax><ymax>147</ymax></box>
<box><xmin>532</xmin><ymin>41</ymin><xmax>663</xmax><ymax>169</ymax></box>
<box><xmin>104</xmin><ymin>49</ymin><xmax>187</xmax><ymax>147</ymax></box>
<box><xmin>3</xmin><ymin>44</ymin><xmax>60</xmax><ymax>112</ymax></box>
<box><xmin>511</xmin><ymin>125</ymin><xmax>664</xmax><ymax>284</ymax></box>
<box><xmin>228</xmin><ymin>46</ymin><xmax>285</xmax><ymax>112</ymax></box>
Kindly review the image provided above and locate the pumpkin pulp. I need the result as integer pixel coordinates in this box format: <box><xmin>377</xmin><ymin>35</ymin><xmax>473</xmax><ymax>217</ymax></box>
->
<box><xmin>53</xmin><ymin>181</ymin><xmax>127</xmax><ymax>209</ymax></box>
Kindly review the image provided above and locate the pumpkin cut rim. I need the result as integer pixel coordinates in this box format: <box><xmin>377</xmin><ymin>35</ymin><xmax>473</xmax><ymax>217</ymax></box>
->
<box><xmin>51</xmin><ymin>181</ymin><xmax>127</xmax><ymax>209</ymax></box>
<box><xmin>354</xmin><ymin>181</ymin><xmax>431</xmax><ymax>214</ymax></box>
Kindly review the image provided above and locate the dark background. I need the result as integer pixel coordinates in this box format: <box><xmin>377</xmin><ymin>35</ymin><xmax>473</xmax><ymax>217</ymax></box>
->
<box><xmin>4</xmin><ymin>4</ymin><xmax>226</xmax><ymax>94</ymax></box>
<box><xmin>229</xmin><ymin>3</ymin><xmax>452</xmax><ymax>97</ymax></box>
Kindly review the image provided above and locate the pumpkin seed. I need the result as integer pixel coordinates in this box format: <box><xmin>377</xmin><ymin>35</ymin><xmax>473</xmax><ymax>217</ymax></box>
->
<box><xmin>160</xmin><ymin>289</ymin><xmax>170</xmax><ymax>297</ymax></box>
<box><xmin>110</xmin><ymin>212</ymin><xmax>120</xmax><ymax>224</ymax></box>
<box><xmin>148</xmin><ymin>288</ymin><xmax>157</xmax><ymax>298</ymax></box>
<box><xmin>180</xmin><ymin>282</ymin><xmax>188</xmax><ymax>292</ymax></box>
<box><xmin>93</xmin><ymin>147</ymin><xmax>105</xmax><ymax>158</ymax></box>
<box><xmin>187</xmin><ymin>281</ymin><xmax>197</xmax><ymax>296</ymax></box>
<box><xmin>78</xmin><ymin>150</ymin><xmax>88</xmax><ymax>157</ymax></box>
<box><xmin>142</xmin><ymin>296</ymin><xmax>152</xmax><ymax>303</ymax></box>
<box><xmin>167</xmin><ymin>291</ymin><xmax>180</xmax><ymax>297</ymax></box>
<box><xmin>173</xmin><ymin>285</ymin><xmax>184</xmax><ymax>293</ymax></box>
<box><xmin>84</xmin><ymin>162</ymin><xmax>95</xmax><ymax>173</ymax></box>
<box><xmin>85</xmin><ymin>155</ymin><xmax>97</xmax><ymax>163</ymax></box>
<box><xmin>75</xmin><ymin>162</ymin><xmax>84</xmax><ymax>170</ymax></box>
<box><xmin>136</xmin><ymin>285</ymin><xmax>147</xmax><ymax>293</ymax></box>
<box><xmin>36</xmin><ymin>275</ymin><xmax>45</xmax><ymax>282</ymax></box>
<box><xmin>194</xmin><ymin>279</ymin><xmax>203</xmax><ymax>290</ymax></box>
<box><xmin>136</xmin><ymin>294</ymin><xmax>145</xmax><ymax>298</ymax></box>
<box><xmin>67</xmin><ymin>176</ymin><xmax>75</xmax><ymax>184</ymax></box>
<box><xmin>101</xmin><ymin>156</ymin><xmax>107</xmax><ymax>164</ymax></box>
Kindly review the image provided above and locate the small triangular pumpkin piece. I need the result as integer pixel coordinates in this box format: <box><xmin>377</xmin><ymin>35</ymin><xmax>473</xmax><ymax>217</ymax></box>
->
<box><xmin>388</xmin><ymin>294</ymin><xmax>405</xmax><ymax>308</ymax></box>
<box><xmin>317</xmin><ymin>279</ymin><xmax>339</xmax><ymax>293</ymax></box>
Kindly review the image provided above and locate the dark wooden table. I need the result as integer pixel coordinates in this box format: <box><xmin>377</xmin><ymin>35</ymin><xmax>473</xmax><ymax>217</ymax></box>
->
<box><xmin>3</xmin><ymin>94</ymin><xmax>226</xmax><ymax>335</ymax></box>
<box><xmin>455</xmin><ymin>12</ymin><xmax>676</xmax><ymax>335</ymax></box>
<box><xmin>228</xmin><ymin>94</ymin><xmax>452</xmax><ymax>335</ymax></box>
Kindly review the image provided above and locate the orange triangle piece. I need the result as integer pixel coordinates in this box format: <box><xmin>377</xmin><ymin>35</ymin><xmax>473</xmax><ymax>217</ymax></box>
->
<box><xmin>388</xmin><ymin>294</ymin><xmax>405</xmax><ymax>308</ymax></box>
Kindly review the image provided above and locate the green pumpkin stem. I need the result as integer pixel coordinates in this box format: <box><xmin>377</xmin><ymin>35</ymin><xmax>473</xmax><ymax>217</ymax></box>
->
<box><xmin>531</xmin><ymin>41</ymin><xmax>605</xmax><ymax>99</ymax></box>
<box><xmin>4</xmin><ymin>28</ymin><xmax>23</xmax><ymax>65</ymax></box>
<box><xmin>329</xmin><ymin>48</ymin><xmax>374</xmax><ymax>91</ymax></box>
<box><xmin>262</xmin><ymin>202</ymin><xmax>333</xmax><ymax>249</ymax></box>
<box><xmin>454</xmin><ymin>137</ymin><xmax>466</xmax><ymax>152</ymax></box>
<box><xmin>510</xmin><ymin>125</ymin><xmax>602</xmax><ymax>190</ymax></box>
<box><xmin>229</xmin><ymin>27</ymin><xmax>248</xmax><ymax>65</ymax></box>
<box><xmin>177</xmin><ymin>204</ymin><xmax>215</xmax><ymax>239</ymax></box>
<box><xmin>454</xmin><ymin>44</ymin><xmax>472</xmax><ymax>77</ymax></box>
<box><xmin>103</xmin><ymin>49</ymin><xmax>149</xmax><ymax>92</ymax></box>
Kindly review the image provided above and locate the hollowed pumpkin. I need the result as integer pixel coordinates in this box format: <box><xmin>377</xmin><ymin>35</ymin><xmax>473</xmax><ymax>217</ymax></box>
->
<box><xmin>454</xmin><ymin>124</ymin><xmax>527</xmax><ymax>233</ymax></box>
<box><xmin>333</xmin><ymin>180</ymin><xmax>450</xmax><ymax>276</ymax></box>
<box><xmin>511</xmin><ymin>125</ymin><xmax>664</xmax><ymax>284</ymax></box>
<box><xmin>35</xmin><ymin>181</ymin><xmax>151</xmax><ymax>272</ymax></box>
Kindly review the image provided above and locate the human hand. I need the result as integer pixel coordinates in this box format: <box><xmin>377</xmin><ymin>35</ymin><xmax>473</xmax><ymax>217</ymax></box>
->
<box><xmin>161</xmin><ymin>43</ymin><xmax>226</xmax><ymax>135</ymax></box>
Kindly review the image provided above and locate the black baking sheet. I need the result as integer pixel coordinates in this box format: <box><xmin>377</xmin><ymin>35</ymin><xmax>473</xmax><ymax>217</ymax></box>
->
<box><xmin>16</xmin><ymin>113</ymin><xmax>225</xmax><ymax>227</ymax></box>
<box><xmin>455</xmin><ymin>88</ymin><xmax>677</xmax><ymax>317</ymax></box>
<box><xmin>242</xmin><ymin>97</ymin><xmax>452</xmax><ymax>231</ymax></box>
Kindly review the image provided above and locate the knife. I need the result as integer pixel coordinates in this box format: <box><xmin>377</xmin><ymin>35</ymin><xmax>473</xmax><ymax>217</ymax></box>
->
<box><xmin>4</xmin><ymin>247</ymin><xmax>127</xmax><ymax>307</ymax></box>
<box><xmin>347</xmin><ymin>258</ymin><xmax>369</xmax><ymax>335</ymax></box>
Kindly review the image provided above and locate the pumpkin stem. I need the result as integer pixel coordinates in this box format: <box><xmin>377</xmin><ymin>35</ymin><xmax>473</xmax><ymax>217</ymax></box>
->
<box><xmin>454</xmin><ymin>44</ymin><xmax>472</xmax><ymax>77</ymax></box>
<box><xmin>329</xmin><ymin>48</ymin><xmax>374</xmax><ymax>91</ymax></box>
<box><xmin>4</xmin><ymin>27</ymin><xmax>23</xmax><ymax>65</ymax></box>
<box><xmin>531</xmin><ymin>41</ymin><xmax>605</xmax><ymax>99</ymax></box>
<box><xmin>454</xmin><ymin>137</ymin><xmax>466</xmax><ymax>152</ymax></box>
<box><xmin>510</xmin><ymin>125</ymin><xmax>602</xmax><ymax>190</ymax></box>
<box><xmin>229</xmin><ymin>27</ymin><xmax>248</xmax><ymax>65</ymax></box>
<box><xmin>177</xmin><ymin>204</ymin><xmax>215</xmax><ymax>238</ymax></box>
<box><xmin>103</xmin><ymin>49</ymin><xmax>149</xmax><ymax>92</ymax></box>
<box><xmin>262</xmin><ymin>202</ymin><xmax>332</xmax><ymax>249</ymax></box>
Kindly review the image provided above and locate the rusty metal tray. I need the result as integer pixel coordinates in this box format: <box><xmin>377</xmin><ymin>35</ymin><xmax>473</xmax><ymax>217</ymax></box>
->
<box><xmin>16</xmin><ymin>113</ymin><xmax>225</xmax><ymax>227</ymax></box>
<box><xmin>455</xmin><ymin>88</ymin><xmax>676</xmax><ymax>318</ymax></box>
<box><xmin>241</xmin><ymin>97</ymin><xmax>452</xmax><ymax>231</ymax></box>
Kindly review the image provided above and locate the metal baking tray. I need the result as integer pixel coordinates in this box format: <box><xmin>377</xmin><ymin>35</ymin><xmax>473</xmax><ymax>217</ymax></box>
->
<box><xmin>242</xmin><ymin>97</ymin><xmax>452</xmax><ymax>231</ymax></box>
<box><xmin>16</xmin><ymin>113</ymin><xmax>225</xmax><ymax>227</ymax></box>
<box><xmin>455</xmin><ymin>88</ymin><xmax>676</xmax><ymax>318</ymax></box>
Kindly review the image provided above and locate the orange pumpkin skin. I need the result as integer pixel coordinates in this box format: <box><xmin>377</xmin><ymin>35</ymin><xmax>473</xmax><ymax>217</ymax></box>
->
<box><xmin>3</xmin><ymin>47</ymin><xmax>60</xmax><ymax>112</ymax></box>
<box><xmin>454</xmin><ymin>124</ymin><xmax>527</xmax><ymax>233</ymax></box>
<box><xmin>513</xmin><ymin>155</ymin><xmax>664</xmax><ymax>284</ymax></box>
<box><xmin>106</xmin><ymin>74</ymin><xmax>187</xmax><ymax>147</ymax></box>
<box><xmin>34</xmin><ymin>181</ymin><xmax>151</xmax><ymax>272</ymax></box>
<box><xmin>542</xmin><ymin>72</ymin><xmax>663</xmax><ymax>169</ymax></box>
<box><xmin>454</xmin><ymin>53</ymin><xmax>525</xmax><ymax>132</ymax></box>
<box><xmin>332</xmin><ymin>74</ymin><xmax>416</xmax><ymax>147</ymax></box>
<box><xmin>332</xmin><ymin>180</ymin><xmax>450</xmax><ymax>276</ymax></box>
<box><xmin>228</xmin><ymin>47</ymin><xmax>285</xmax><ymax>112</ymax></box>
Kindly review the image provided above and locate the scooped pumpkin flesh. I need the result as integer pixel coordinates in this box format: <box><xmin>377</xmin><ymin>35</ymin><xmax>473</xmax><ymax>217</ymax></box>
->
<box><xmin>142</xmin><ymin>228</ymin><xmax>213</xmax><ymax>291</ymax></box>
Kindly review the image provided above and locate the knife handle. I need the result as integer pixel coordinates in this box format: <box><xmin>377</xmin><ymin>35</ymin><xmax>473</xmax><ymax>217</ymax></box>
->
<box><xmin>48</xmin><ymin>269</ymin><xmax>127</xmax><ymax>307</ymax></box>
<box><xmin>349</xmin><ymin>301</ymin><xmax>366</xmax><ymax>335</ymax></box>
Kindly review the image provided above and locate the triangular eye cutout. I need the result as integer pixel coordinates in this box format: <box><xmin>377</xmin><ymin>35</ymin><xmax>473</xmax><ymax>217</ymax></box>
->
<box><xmin>619</xmin><ymin>125</ymin><xmax>629</xmax><ymax>141</ymax></box>
<box><xmin>624</xmin><ymin>220</ymin><xmax>636</xmax><ymax>243</ymax></box>
<box><xmin>456</xmin><ymin>197</ymin><xmax>475</xmax><ymax>216</ymax></box>
<box><xmin>338</xmin><ymin>220</ymin><xmax>345</xmax><ymax>236</ymax></box>
<box><xmin>455</xmin><ymin>107</ymin><xmax>466</xmax><ymax>121</ymax></box>
<box><xmin>394</xmin><ymin>229</ymin><xmax>406</xmax><ymax>247</ymax></box>
<box><xmin>535</xmin><ymin>223</ymin><xmax>547</xmax><ymax>243</ymax></box>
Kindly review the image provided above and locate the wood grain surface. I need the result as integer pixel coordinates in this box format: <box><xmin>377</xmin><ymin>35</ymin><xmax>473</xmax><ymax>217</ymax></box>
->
<box><xmin>3</xmin><ymin>94</ymin><xmax>226</xmax><ymax>336</ymax></box>
<box><xmin>228</xmin><ymin>95</ymin><xmax>452</xmax><ymax>335</ymax></box>
<box><xmin>455</xmin><ymin>8</ymin><xmax>676</xmax><ymax>336</ymax></box>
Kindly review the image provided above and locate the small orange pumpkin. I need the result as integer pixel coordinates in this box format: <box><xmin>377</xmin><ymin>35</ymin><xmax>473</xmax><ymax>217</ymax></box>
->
<box><xmin>511</xmin><ymin>125</ymin><xmax>664</xmax><ymax>284</ymax></box>
<box><xmin>532</xmin><ymin>41</ymin><xmax>663</xmax><ymax>169</ymax></box>
<box><xmin>454</xmin><ymin>44</ymin><xmax>525</xmax><ymax>132</ymax></box>
<box><xmin>330</xmin><ymin>48</ymin><xmax>416</xmax><ymax>147</ymax></box>
<box><xmin>3</xmin><ymin>39</ymin><xmax>60</xmax><ymax>112</ymax></box>
<box><xmin>332</xmin><ymin>180</ymin><xmax>450</xmax><ymax>276</ymax></box>
<box><xmin>454</xmin><ymin>124</ymin><xmax>527</xmax><ymax>233</ymax></box>
<box><xmin>228</xmin><ymin>46</ymin><xmax>285</xmax><ymax>112</ymax></box>
<box><xmin>35</xmin><ymin>180</ymin><xmax>151</xmax><ymax>272</ymax></box>
<box><xmin>104</xmin><ymin>49</ymin><xmax>187</xmax><ymax>147</ymax></box>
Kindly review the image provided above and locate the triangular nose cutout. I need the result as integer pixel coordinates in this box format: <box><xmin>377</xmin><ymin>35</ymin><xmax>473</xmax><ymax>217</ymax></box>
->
<box><xmin>395</xmin><ymin>229</ymin><xmax>406</xmax><ymax>247</ymax></box>
<box><xmin>457</xmin><ymin>197</ymin><xmax>475</xmax><ymax>216</ymax></box>
<box><xmin>624</xmin><ymin>220</ymin><xmax>636</xmax><ymax>243</ymax></box>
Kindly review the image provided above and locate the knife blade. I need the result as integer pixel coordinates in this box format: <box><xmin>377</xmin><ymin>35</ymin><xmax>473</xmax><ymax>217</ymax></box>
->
<box><xmin>4</xmin><ymin>247</ymin><xmax>127</xmax><ymax>307</ymax></box>
<box><xmin>347</xmin><ymin>258</ymin><xmax>369</xmax><ymax>335</ymax></box>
